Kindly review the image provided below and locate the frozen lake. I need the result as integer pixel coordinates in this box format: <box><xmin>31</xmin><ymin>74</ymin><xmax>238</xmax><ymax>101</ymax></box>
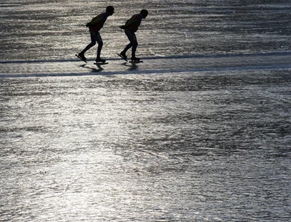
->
<box><xmin>1</xmin><ymin>0</ymin><xmax>291</xmax><ymax>221</ymax></box>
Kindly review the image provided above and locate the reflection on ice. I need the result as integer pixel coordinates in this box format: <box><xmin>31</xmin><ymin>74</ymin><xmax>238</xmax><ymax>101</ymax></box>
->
<box><xmin>1</xmin><ymin>67</ymin><xmax>290</xmax><ymax>221</ymax></box>
<box><xmin>1</xmin><ymin>0</ymin><xmax>291</xmax><ymax>221</ymax></box>
<box><xmin>1</xmin><ymin>0</ymin><xmax>291</xmax><ymax>60</ymax></box>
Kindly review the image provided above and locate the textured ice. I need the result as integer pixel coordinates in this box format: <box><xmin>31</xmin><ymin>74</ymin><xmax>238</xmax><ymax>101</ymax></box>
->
<box><xmin>1</xmin><ymin>1</ymin><xmax>291</xmax><ymax>222</ymax></box>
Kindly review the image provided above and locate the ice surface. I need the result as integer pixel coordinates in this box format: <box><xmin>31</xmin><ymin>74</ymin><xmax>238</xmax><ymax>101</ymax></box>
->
<box><xmin>1</xmin><ymin>1</ymin><xmax>291</xmax><ymax>221</ymax></box>
<box><xmin>1</xmin><ymin>52</ymin><xmax>291</xmax><ymax>78</ymax></box>
<box><xmin>1</xmin><ymin>0</ymin><xmax>291</xmax><ymax>61</ymax></box>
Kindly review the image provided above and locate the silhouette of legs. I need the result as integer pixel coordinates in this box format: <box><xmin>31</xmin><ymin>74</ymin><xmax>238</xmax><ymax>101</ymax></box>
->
<box><xmin>80</xmin><ymin>31</ymin><xmax>103</xmax><ymax>60</ymax></box>
<box><xmin>121</xmin><ymin>30</ymin><xmax>138</xmax><ymax>59</ymax></box>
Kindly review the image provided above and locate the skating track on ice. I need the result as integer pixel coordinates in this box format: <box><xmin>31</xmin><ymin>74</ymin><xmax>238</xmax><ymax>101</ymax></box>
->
<box><xmin>1</xmin><ymin>52</ymin><xmax>291</xmax><ymax>78</ymax></box>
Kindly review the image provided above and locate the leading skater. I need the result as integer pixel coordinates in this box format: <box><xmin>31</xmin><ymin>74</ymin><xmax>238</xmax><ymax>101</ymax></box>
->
<box><xmin>118</xmin><ymin>9</ymin><xmax>148</xmax><ymax>62</ymax></box>
<box><xmin>77</xmin><ymin>6</ymin><xmax>114</xmax><ymax>63</ymax></box>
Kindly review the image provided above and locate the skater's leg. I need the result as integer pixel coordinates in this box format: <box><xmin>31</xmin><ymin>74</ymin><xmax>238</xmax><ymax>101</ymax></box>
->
<box><xmin>131</xmin><ymin>38</ymin><xmax>138</xmax><ymax>59</ymax></box>
<box><xmin>122</xmin><ymin>43</ymin><xmax>132</xmax><ymax>54</ymax></box>
<box><xmin>80</xmin><ymin>31</ymin><xmax>96</xmax><ymax>55</ymax></box>
<box><xmin>94</xmin><ymin>32</ymin><xmax>103</xmax><ymax>59</ymax></box>
<box><xmin>124</xmin><ymin>30</ymin><xmax>138</xmax><ymax>59</ymax></box>
<box><xmin>121</xmin><ymin>30</ymin><xmax>136</xmax><ymax>54</ymax></box>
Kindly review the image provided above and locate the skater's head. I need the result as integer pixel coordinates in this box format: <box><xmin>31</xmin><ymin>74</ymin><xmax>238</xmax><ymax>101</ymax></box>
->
<box><xmin>140</xmin><ymin>9</ymin><xmax>148</xmax><ymax>19</ymax></box>
<box><xmin>106</xmin><ymin>6</ymin><xmax>114</xmax><ymax>15</ymax></box>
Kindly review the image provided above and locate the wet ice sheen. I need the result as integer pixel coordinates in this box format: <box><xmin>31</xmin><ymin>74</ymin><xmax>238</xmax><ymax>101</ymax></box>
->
<box><xmin>1</xmin><ymin>70</ymin><xmax>290</xmax><ymax>221</ymax></box>
<box><xmin>1</xmin><ymin>0</ymin><xmax>290</xmax><ymax>60</ymax></box>
<box><xmin>1</xmin><ymin>0</ymin><xmax>291</xmax><ymax>221</ymax></box>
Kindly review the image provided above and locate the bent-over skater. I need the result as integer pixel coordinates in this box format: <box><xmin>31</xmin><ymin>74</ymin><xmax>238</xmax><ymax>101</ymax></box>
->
<box><xmin>77</xmin><ymin>6</ymin><xmax>114</xmax><ymax>63</ymax></box>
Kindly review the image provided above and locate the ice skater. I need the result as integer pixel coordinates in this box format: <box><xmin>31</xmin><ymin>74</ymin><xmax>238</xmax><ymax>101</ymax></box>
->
<box><xmin>118</xmin><ymin>9</ymin><xmax>148</xmax><ymax>62</ymax></box>
<box><xmin>77</xmin><ymin>6</ymin><xmax>114</xmax><ymax>63</ymax></box>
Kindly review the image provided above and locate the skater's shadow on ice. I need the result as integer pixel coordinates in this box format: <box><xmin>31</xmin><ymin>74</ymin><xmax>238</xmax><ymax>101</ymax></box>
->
<box><xmin>122</xmin><ymin>62</ymin><xmax>139</xmax><ymax>72</ymax></box>
<box><xmin>80</xmin><ymin>64</ymin><xmax>103</xmax><ymax>73</ymax></box>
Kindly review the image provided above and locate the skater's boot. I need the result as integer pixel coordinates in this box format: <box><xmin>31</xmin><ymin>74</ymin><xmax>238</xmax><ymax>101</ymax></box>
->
<box><xmin>118</xmin><ymin>52</ymin><xmax>127</xmax><ymax>61</ymax></box>
<box><xmin>96</xmin><ymin>57</ymin><xmax>106</xmax><ymax>63</ymax></box>
<box><xmin>76</xmin><ymin>53</ymin><xmax>87</xmax><ymax>63</ymax></box>
<box><xmin>131</xmin><ymin>57</ymin><xmax>140</xmax><ymax>62</ymax></box>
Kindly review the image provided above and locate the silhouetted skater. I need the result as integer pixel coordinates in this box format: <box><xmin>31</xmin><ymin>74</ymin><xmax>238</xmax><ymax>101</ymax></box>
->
<box><xmin>77</xmin><ymin>6</ymin><xmax>114</xmax><ymax>63</ymax></box>
<box><xmin>118</xmin><ymin>9</ymin><xmax>148</xmax><ymax>62</ymax></box>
